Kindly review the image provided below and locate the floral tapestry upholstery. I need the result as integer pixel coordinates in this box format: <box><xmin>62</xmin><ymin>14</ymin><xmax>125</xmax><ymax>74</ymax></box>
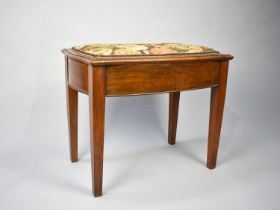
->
<box><xmin>72</xmin><ymin>43</ymin><xmax>218</xmax><ymax>57</ymax></box>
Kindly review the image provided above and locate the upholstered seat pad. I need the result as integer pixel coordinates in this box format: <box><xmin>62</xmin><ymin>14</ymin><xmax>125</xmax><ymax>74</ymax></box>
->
<box><xmin>72</xmin><ymin>43</ymin><xmax>218</xmax><ymax>57</ymax></box>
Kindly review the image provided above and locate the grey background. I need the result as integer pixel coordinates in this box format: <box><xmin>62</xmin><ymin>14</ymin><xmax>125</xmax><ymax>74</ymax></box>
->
<box><xmin>0</xmin><ymin>0</ymin><xmax>280</xmax><ymax>209</ymax></box>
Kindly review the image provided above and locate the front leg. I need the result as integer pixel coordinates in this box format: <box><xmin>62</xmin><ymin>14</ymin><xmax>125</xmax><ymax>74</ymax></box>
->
<box><xmin>88</xmin><ymin>65</ymin><xmax>106</xmax><ymax>197</ymax></box>
<box><xmin>207</xmin><ymin>61</ymin><xmax>229</xmax><ymax>169</ymax></box>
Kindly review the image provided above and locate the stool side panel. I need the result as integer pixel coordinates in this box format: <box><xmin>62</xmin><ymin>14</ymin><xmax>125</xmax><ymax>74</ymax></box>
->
<box><xmin>106</xmin><ymin>62</ymin><xmax>219</xmax><ymax>96</ymax></box>
<box><xmin>68</xmin><ymin>58</ymin><xmax>89</xmax><ymax>94</ymax></box>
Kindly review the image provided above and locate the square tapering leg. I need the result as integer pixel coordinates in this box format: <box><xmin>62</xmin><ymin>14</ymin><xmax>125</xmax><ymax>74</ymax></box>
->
<box><xmin>207</xmin><ymin>61</ymin><xmax>229</xmax><ymax>169</ymax></box>
<box><xmin>88</xmin><ymin>65</ymin><xmax>106</xmax><ymax>197</ymax></box>
<box><xmin>65</xmin><ymin>57</ymin><xmax>78</xmax><ymax>162</ymax></box>
<box><xmin>168</xmin><ymin>92</ymin><xmax>180</xmax><ymax>145</ymax></box>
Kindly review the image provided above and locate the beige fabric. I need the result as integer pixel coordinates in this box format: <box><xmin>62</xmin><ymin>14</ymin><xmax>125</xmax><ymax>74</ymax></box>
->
<box><xmin>72</xmin><ymin>43</ymin><xmax>218</xmax><ymax>57</ymax></box>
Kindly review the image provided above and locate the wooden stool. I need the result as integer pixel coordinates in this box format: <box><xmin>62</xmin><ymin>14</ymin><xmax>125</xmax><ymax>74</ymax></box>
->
<box><xmin>62</xmin><ymin>43</ymin><xmax>233</xmax><ymax>197</ymax></box>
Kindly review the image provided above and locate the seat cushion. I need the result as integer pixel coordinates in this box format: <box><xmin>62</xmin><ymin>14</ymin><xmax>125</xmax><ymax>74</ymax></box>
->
<box><xmin>72</xmin><ymin>43</ymin><xmax>218</xmax><ymax>57</ymax></box>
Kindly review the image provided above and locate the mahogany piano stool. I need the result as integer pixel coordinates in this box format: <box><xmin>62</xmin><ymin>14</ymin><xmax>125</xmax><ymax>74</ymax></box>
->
<box><xmin>62</xmin><ymin>43</ymin><xmax>234</xmax><ymax>197</ymax></box>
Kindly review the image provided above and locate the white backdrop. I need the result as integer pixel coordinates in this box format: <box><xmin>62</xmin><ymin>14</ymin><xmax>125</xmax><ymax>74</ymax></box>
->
<box><xmin>1</xmin><ymin>0</ymin><xmax>280</xmax><ymax>209</ymax></box>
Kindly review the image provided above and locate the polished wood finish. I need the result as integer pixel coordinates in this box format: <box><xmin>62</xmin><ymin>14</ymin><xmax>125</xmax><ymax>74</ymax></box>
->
<box><xmin>62</xmin><ymin>48</ymin><xmax>233</xmax><ymax>197</ymax></box>
<box><xmin>65</xmin><ymin>57</ymin><xmax>78</xmax><ymax>162</ymax></box>
<box><xmin>68</xmin><ymin>59</ymin><xmax>88</xmax><ymax>94</ymax></box>
<box><xmin>106</xmin><ymin>62</ymin><xmax>219</xmax><ymax>96</ymax></box>
<box><xmin>168</xmin><ymin>92</ymin><xmax>180</xmax><ymax>145</ymax></box>
<box><xmin>88</xmin><ymin>66</ymin><xmax>106</xmax><ymax>197</ymax></box>
<box><xmin>64</xmin><ymin>59</ymin><xmax>221</xmax><ymax>97</ymax></box>
<box><xmin>207</xmin><ymin>61</ymin><xmax>229</xmax><ymax>169</ymax></box>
